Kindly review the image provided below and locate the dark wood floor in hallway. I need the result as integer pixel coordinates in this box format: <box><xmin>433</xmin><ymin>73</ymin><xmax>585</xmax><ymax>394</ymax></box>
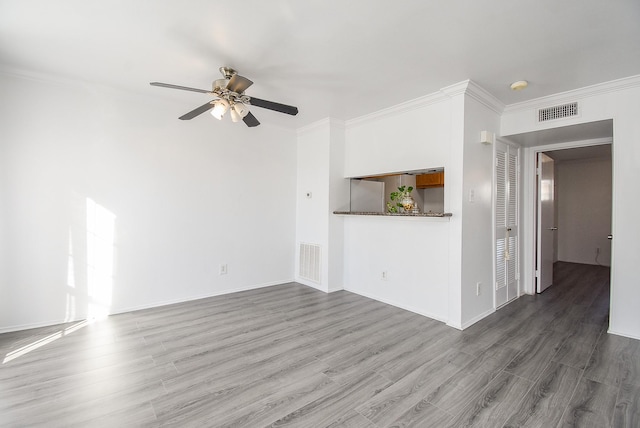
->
<box><xmin>1</xmin><ymin>262</ymin><xmax>638</xmax><ymax>427</ymax></box>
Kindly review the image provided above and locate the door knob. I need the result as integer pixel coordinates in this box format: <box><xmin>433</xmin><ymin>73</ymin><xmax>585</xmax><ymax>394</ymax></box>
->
<box><xmin>547</xmin><ymin>227</ymin><xmax>558</xmax><ymax>231</ymax></box>
<box><xmin>607</xmin><ymin>234</ymin><xmax>613</xmax><ymax>240</ymax></box>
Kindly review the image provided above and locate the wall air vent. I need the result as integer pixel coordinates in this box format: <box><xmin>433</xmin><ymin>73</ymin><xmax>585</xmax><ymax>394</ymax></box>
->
<box><xmin>299</xmin><ymin>243</ymin><xmax>321</xmax><ymax>283</ymax></box>
<box><xmin>538</xmin><ymin>102</ymin><xmax>578</xmax><ymax>122</ymax></box>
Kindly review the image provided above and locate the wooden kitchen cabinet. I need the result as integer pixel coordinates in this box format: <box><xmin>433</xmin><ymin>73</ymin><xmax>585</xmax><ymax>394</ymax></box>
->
<box><xmin>415</xmin><ymin>172</ymin><xmax>444</xmax><ymax>188</ymax></box>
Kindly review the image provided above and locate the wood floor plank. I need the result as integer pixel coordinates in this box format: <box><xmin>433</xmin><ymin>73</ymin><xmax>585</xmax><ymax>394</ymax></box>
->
<box><xmin>267</xmin><ymin>371</ymin><xmax>392</xmax><ymax>427</ymax></box>
<box><xmin>214</xmin><ymin>373</ymin><xmax>336</xmax><ymax>428</ymax></box>
<box><xmin>2</xmin><ymin>380</ymin><xmax>163</xmax><ymax>427</ymax></box>
<box><xmin>386</xmin><ymin>399</ymin><xmax>452</xmax><ymax>428</ymax></box>
<box><xmin>325</xmin><ymin>410</ymin><xmax>377</xmax><ymax>427</ymax></box>
<box><xmin>425</xmin><ymin>366</ymin><xmax>494</xmax><ymax>416</ymax></box>
<box><xmin>152</xmin><ymin>355</ymin><xmax>330</xmax><ymax>425</ymax></box>
<box><xmin>553</xmin><ymin>322</ymin><xmax>603</xmax><ymax>370</ymax></box>
<box><xmin>502</xmin><ymin>361</ymin><xmax>582</xmax><ymax>428</ymax></box>
<box><xmin>560</xmin><ymin>378</ymin><xmax>617</xmax><ymax>428</ymax></box>
<box><xmin>374</xmin><ymin>327</ymin><xmax>461</xmax><ymax>382</ymax></box>
<box><xmin>356</xmin><ymin>349</ymin><xmax>474</xmax><ymax>426</ymax></box>
<box><xmin>584</xmin><ymin>333</ymin><xmax>638</xmax><ymax>387</ymax></box>
<box><xmin>613</xmin><ymin>383</ymin><xmax>640</xmax><ymax>428</ymax></box>
<box><xmin>444</xmin><ymin>371</ymin><xmax>533</xmax><ymax>428</ymax></box>
<box><xmin>504</xmin><ymin>329</ymin><xmax>568</xmax><ymax>381</ymax></box>
<box><xmin>422</xmin><ymin>343</ymin><xmax>519</xmax><ymax>418</ymax></box>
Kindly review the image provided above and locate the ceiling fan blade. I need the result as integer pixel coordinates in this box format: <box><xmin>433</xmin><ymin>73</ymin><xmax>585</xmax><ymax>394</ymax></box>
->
<box><xmin>179</xmin><ymin>101</ymin><xmax>215</xmax><ymax>120</ymax></box>
<box><xmin>226</xmin><ymin>75</ymin><xmax>253</xmax><ymax>93</ymax></box>
<box><xmin>243</xmin><ymin>112</ymin><xmax>260</xmax><ymax>127</ymax></box>
<box><xmin>248</xmin><ymin>97</ymin><xmax>298</xmax><ymax>116</ymax></box>
<box><xmin>150</xmin><ymin>82</ymin><xmax>211</xmax><ymax>94</ymax></box>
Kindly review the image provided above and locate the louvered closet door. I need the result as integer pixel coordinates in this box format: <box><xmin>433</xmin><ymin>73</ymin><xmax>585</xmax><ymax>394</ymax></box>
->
<box><xmin>495</xmin><ymin>140</ymin><xmax>519</xmax><ymax>308</ymax></box>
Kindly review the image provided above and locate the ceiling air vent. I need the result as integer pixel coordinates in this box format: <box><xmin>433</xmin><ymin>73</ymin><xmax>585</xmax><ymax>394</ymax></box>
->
<box><xmin>538</xmin><ymin>102</ymin><xmax>578</xmax><ymax>122</ymax></box>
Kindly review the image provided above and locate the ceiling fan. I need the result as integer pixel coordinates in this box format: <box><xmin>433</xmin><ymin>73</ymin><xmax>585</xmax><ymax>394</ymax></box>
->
<box><xmin>150</xmin><ymin>67</ymin><xmax>298</xmax><ymax>127</ymax></box>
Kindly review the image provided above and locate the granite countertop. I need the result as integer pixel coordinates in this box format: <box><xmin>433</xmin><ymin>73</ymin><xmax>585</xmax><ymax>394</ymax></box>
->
<box><xmin>333</xmin><ymin>211</ymin><xmax>452</xmax><ymax>217</ymax></box>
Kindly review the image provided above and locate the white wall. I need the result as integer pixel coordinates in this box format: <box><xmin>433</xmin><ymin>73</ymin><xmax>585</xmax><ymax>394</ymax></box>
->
<box><xmin>327</xmin><ymin>121</ymin><xmax>350</xmax><ymax>291</ymax></box>
<box><xmin>502</xmin><ymin>75</ymin><xmax>640</xmax><ymax>340</ymax></box>
<box><xmin>343</xmin><ymin>216</ymin><xmax>450</xmax><ymax>322</ymax></box>
<box><xmin>459</xmin><ymin>92</ymin><xmax>501</xmax><ymax>328</ymax></box>
<box><xmin>295</xmin><ymin>119</ymin><xmax>349</xmax><ymax>292</ymax></box>
<box><xmin>345</xmin><ymin>95</ymin><xmax>451</xmax><ymax>177</ymax></box>
<box><xmin>556</xmin><ymin>157</ymin><xmax>612</xmax><ymax>266</ymax></box>
<box><xmin>341</xmin><ymin>82</ymin><xmax>502</xmax><ymax>329</ymax></box>
<box><xmin>0</xmin><ymin>70</ymin><xmax>297</xmax><ymax>332</ymax></box>
<box><xmin>342</xmin><ymin>91</ymin><xmax>456</xmax><ymax>323</ymax></box>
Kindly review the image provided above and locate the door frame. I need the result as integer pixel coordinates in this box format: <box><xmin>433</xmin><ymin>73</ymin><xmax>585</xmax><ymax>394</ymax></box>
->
<box><xmin>521</xmin><ymin>137</ymin><xmax>613</xmax><ymax>294</ymax></box>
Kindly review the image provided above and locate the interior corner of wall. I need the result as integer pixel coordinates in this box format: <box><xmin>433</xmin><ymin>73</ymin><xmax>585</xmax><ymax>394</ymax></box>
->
<box><xmin>446</xmin><ymin>319</ymin><xmax>463</xmax><ymax>331</ymax></box>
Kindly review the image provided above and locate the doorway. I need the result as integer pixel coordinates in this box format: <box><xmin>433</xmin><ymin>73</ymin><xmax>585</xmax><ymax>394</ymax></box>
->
<box><xmin>535</xmin><ymin>144</ymin><xmax>613</xmax><ymax>292</ymax></box>
<box><xmin>501</xmin><ymin>119</ymin><xmax>614</xmax><ymax>296</ymax></box>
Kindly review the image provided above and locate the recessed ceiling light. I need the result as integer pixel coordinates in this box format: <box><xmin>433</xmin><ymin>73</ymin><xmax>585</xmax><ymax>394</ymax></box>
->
<box><xmin>510</xmin><ymin>80</ymin><xmax>528</xmax><ymax>91</ymax></box>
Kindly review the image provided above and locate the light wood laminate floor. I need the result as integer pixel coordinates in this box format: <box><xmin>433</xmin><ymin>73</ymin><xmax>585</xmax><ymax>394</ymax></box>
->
<box><xmin>1</xmin><ymin>262</ymin><xmax>638</xmax><ymax>427</ymax></box>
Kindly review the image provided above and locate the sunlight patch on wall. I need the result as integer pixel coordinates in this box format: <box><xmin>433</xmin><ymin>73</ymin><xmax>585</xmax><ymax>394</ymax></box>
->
<box><xmin>65</xmin><ymin>231</ymin><xmax>77</xmax><ymax>322</ymax></box>
<box><xmin>86</xmin><ymin>198</ymin><xmax>116</xmax><ymax>320</ymax></box>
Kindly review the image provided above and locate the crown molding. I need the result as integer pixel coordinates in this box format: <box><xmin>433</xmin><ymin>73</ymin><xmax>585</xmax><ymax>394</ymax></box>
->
<box><xmin>465</xmin><ymin>81</ymin><xmax>505</xmax><ymax>114</ymax></box>
<box><xmin>327</xmin><ymin>117</ymin><xmax>346</xmax><ymax>130</ymax></box>
<box><xmin>344</xmin><ymin>80</ymin><xmax>503</xmax><ymax>129</ymax></box>
<box><xmin>297</xmin><ymin>117</ymin><xmax>346</xmax><ymax>136</ymax></box>
<box><xmin>439</xmin><ymin>80</ymin><xmax>470</xmax><ymax>98</ymax></box>
<box><xmin>504</xmin><ymin>74</ymin><xmax>640</xmax><ymax>114</ymax></box>
<box><xmin>297</xmin><ymin>117</ymin><xmax>334</xmax><ymax>135</ymax></box>
<box><xmin>345</xmin><ymin>90</ymin><xmax>450</xmax><ymax>128</ymax></box>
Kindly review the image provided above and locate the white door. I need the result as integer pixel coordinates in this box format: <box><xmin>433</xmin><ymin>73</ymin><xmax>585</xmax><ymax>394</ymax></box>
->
<box><xmin>536</xmin><ymin>153</ymin><xmax>556</xmax><ymax>293</ymax></box>
<box><xmin>495</xmin><ymin>140</ymin><xmax>519</xmax><ymax>307</ymax></box>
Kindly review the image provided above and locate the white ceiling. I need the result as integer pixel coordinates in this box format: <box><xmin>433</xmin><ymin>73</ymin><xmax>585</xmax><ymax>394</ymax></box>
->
<box><xmin>1</xmin><ymin>0</ymin><xmax>639</xmax><ymax>129</ymax></box>
<box><xmin>546</xmin><ymin>144</ymin><xmax>611</xmax><ymax>162</ymax></box>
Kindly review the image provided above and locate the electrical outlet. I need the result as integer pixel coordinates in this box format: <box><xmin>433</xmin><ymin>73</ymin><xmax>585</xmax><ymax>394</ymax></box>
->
<box><xmin>381</xmin><ymin>271</ymin><xmax>387</xmax><ymax>280</ymax></box>
<box><xmin>476</xmin><ymin>282</ymin><xmax>482</xmax><ymax>296</ymax></box>
<box><xmin>219</xmin><ymin>264</ymin><xmax>228</xmax><ymax>275</ymax></box>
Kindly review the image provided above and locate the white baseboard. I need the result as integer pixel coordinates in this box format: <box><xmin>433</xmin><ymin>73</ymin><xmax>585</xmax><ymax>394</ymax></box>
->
<box><xmin>295</xmin><ymin>278</ymin><xmax>326</xmax><ymax>292</ymax></box>
<box><xmin>460</xmin><ymin>308</ymin><xmax>496</xmax><ymax>330</ymax></box>
<box><xmin>112</xmin><ymin>279</ymin><xmax>292</xmax><ymax>315</ymax></box>
<box><xmin>607</xmin><ymin>328</ymin><xmax>640</xmax><ymax>341</ymax></box>
<box><xmin>0</xmin><ymin>317</ymin><xmax>87</xmax><ymax>335</ymax></box>
<box><xmin>343</xmin><ymin>287</ymin><xmax>448</xmax><ymax>324</ymax></box>
<box><xmin>0</xmin><ymin>278</ymin><xmax>294</xmax><ymax>334</ymax></box>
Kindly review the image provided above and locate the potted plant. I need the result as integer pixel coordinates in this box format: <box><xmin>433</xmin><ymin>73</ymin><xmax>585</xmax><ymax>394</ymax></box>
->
<box><xmin>387</xmin><ymin>185</ymin><xmax>415</xmax><ymax>213</ymax></box>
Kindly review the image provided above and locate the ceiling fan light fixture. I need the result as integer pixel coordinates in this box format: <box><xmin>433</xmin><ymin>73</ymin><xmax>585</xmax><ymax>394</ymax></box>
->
<box><xmin>211</xmin><ymin>99</ymin><xmax>229</xmax><ymax>120</ymax></box>
<box><xmin>233</xmin><ymin>102</ymin><xmax>249</xmax><ymax>118</ymax></box>
<box><xmin>230</xmin><ymin>106</ymin><xmax>242</xmax><ymax>123</ymax></box>
<box><xmin>213</xmin><ymin>78</ymin><xmax>228</xmax><ymax>91</ymax></box>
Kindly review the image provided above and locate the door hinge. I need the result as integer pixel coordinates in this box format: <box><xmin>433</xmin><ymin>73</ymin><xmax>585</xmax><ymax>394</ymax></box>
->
<box><xmin>536</xmin><ymin>167</ymin><xmax>541</xmax><ymax>176</ymax></box>
<box><xmin>535</xmin><ymin>269</ymin><xmax>540</xmax><ymax>278</ymax></box>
